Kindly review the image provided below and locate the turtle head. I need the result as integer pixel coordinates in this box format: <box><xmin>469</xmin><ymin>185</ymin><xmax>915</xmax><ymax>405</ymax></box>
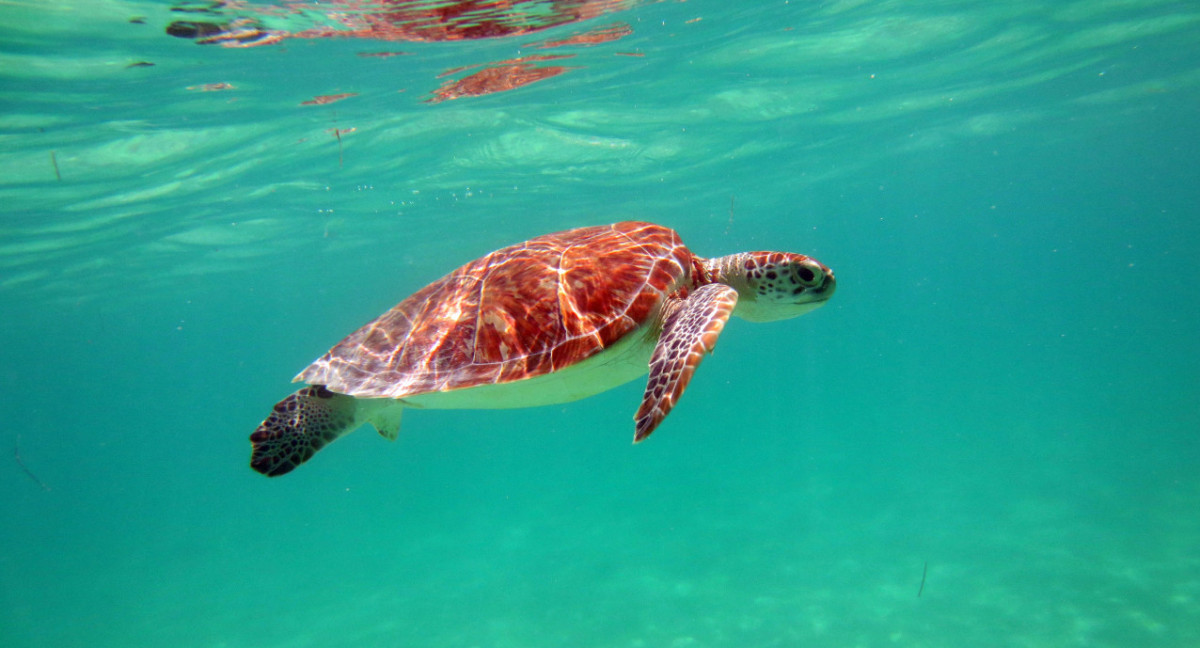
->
<box><xmin>709</xmin><ymin>251</ymin><xmax>836</xmax><ymax>322</ymax></box>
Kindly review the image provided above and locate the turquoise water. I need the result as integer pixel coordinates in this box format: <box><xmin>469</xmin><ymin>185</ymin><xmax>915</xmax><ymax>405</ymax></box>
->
<box><xmin>3</xmin><ymin>0</ymin><xmax>1200</xmax><ymax>646</ymax></box>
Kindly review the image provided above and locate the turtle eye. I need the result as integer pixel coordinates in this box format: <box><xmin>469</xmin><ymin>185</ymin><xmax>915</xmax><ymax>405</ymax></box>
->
<box><xmin>792</xmin><ymin>260</ymin><xmax>825</xmax><ymax>287</ymax></box>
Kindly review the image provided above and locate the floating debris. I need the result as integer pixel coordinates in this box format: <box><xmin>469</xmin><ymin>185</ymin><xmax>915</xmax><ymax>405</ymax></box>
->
<box><xmin>167</xmin><ymin>0</ymin><xmax>636</xmax><ymax>47</ymax></box>
<box><xmin>327</xmin><ymin>127</ymin><xmax>357</xmax><ymax>168</ymax></box>
<box><xmin>428</xmin><ymin>58</ymin><xmax>576</xmax><ymax>104</ymax></box>
<box><xmin>187</xmin><ymin>82</ymin><xmax>236</xmax><ymax>91</ymax></box>
<box><xmin>15</xmin><ymin>435</ymin><xmax>51</xmax><ymax>492</ymax></box>
<box><xmin>170</xmin><ymin>1</ymin><xmax>226</xmax><ymax>15</ymax></box>
<box><xmin>301</xmin><ymin>93</ymin><xmax>358</xmax><ymax>106</ymax></box>
<box><xmin>529</xmin><ymin>22</ymin><xmax>632</xmax><ymax>49</ymax></box>
<box><xmin>197</xmin><ymin>24</ymin><xmax>284</xmax><ymax>47</ymax></box>
<box><xmin>166</xmin><ymin>20</ymin><xmax>225</xmax><ymax>39</ymax></box>
<box><xmin>357</xmin><ymin>51</ymin><xmax>411</xmax><ymax>58</ymax></box>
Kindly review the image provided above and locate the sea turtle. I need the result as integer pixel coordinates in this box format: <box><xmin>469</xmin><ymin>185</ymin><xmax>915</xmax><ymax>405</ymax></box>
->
<box><xmin>250</xmin><ymin>221</ymin><xmax>835</xmax><ymax>476</ymax></box>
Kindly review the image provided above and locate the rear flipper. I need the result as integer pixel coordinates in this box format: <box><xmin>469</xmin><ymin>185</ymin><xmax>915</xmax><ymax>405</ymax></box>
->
<box><xmin>249</xmin><ymin>385</ymin><xmax>360</xmax><ymax>477</ymax></box>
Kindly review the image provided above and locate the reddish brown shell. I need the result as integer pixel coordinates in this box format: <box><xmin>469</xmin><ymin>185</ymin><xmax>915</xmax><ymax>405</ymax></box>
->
<box><xmin>297</xmin><ymin>221</ymin><xmax>703</xmax><ymax>399</ymax></box>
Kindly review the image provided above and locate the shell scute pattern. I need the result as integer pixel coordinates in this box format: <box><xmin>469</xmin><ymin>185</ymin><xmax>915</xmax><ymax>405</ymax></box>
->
<box><xmin>473</xmin><ymin>243</ymin><xmax>563</xmax><ymax>367</ymax></box>
<box><xmin>298</xmin><ymin>222</ymin><xmax>696</xmax><ymax>399</ymax></box>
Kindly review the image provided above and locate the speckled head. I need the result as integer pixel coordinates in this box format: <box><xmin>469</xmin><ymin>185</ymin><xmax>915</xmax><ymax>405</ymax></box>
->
<box><xmin>707</xmin><ymin>251</ymin><xmax>836</xmax><ymax>322</ymax></box>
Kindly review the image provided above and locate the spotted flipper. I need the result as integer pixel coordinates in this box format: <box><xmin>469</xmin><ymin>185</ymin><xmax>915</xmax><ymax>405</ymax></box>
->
<box><xmin>249</xmin><ymin>386</ymin><xmax>361</xmax><ymax>476</ymax></box>
<box><xmin>634</xmin><ymin>283</ymin><xmax>738</xmax><ymax>442</ymax></box>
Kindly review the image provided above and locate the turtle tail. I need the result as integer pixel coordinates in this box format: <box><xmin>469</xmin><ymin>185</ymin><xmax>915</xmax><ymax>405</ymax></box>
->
<box><xmin>249</xmin><ymin>385</ymin><xmax>359</xmax><ymax>477</ymax></box>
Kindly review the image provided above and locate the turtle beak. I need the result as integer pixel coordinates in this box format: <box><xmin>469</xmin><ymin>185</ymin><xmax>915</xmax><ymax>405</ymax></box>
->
<box><xmin>812</xmin><ymin>269</ymin><xmax>835</xmax><ymax>299</ymax></box>
<box><xmin>796</xmin><ymin>258</ymin><xmax>835</xmax><ymax>303</ymax></box>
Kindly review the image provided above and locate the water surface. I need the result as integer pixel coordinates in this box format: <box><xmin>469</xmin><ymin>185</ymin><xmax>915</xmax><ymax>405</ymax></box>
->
<box><xmin>2</xmin><ymin>1</ymin><xmax>1199</xmax><ymax>646</ymax></box>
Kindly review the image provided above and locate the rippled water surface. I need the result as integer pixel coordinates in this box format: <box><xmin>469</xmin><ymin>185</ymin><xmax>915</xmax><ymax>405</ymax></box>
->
<box><xmin>3</xmin><ymin>1</ymin><xmax>1199</xmax><ymax>647</ymax></box>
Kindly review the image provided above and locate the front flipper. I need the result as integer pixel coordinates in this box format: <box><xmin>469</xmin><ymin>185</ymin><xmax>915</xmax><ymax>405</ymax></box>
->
<box><xmin>634</xmin><ymin>283</ymin><xmax>738</xmax><ymax>442</ymax></box>
<box><xmin>249</xmin><ymin>385</ymin><xmax>359</xmax><ymax>477</ymax></box>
